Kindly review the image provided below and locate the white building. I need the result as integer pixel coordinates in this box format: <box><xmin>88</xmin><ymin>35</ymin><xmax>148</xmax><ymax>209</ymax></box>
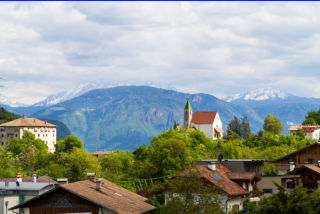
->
<box><xmin>288</xmin><ymin>125</ymin><xmax>320</xmax><ymax>140</ymax></box>
<box><xmin>184</xmin><ymin>100</ymin><xmax>224</xmax><ymax>139</ymax></box>
<box><xmin>0</xmin><ymin>116</ymin><xmax>57</xmax><ymax>153</ymax></box>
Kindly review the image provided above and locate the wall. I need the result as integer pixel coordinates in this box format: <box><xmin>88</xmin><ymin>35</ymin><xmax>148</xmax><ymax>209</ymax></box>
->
<box><xmin>0</xmin><ymin>126</ymin><xmax>56</xmax><ymax>153</ymax></box>
<box><xmin>257</xmin><ymin>176</ymin><xmax>283</xmax><ymax>196</ymax></box>
<box><xmin>0</xmin><ymin>196</ymin><xmax>19</xmax><ymax>214</ymax></box>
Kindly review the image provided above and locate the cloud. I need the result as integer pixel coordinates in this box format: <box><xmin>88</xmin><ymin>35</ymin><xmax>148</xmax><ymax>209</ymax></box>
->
<box><xmin>0</xmin><ymin>2</ymin><xmax>320</xmax><ymax>104</ymax></box>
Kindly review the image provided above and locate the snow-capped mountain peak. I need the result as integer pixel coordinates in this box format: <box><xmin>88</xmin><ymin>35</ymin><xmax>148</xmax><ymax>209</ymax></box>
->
<box><xmin>225</xmin><ymin>87</ymin><xmax>290</xmax><ymax>102</ymax></box>
<box><xmin>32</xmin><ymin>83</ymin><xmax>103</xmax><ymax>107</ymax></box>
<box><xmin>0</xmin><ymin>95</ymin><xmax>27</xmax><ymax>107</ymax></box>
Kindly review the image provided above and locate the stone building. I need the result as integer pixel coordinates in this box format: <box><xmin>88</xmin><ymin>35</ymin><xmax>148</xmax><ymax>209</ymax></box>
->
<box><xmin>0</xmin><ymin>116</ymin><xmax>57</xmax><ymax>153</ymax></box>
<box><xmin>184</xmin><ymin>100</ymin><xmax>223</xmax><ymax>139</ymax></box>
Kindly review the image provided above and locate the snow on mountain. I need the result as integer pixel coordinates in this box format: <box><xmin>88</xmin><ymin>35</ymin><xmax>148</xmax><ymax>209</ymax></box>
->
<box><xmin>0</xmin><ymin>95</ymin><xmax>27</xmax><ymax>107</ymax></box>
<box><xmin>32</xmin><ymin>83</ymin><xmax>103</xmax><ymax>107</ymax></box>
<box><xmin>225</xmin><ymin>87</ymin><xmax>290</xmax><ymax>102</ymax></box>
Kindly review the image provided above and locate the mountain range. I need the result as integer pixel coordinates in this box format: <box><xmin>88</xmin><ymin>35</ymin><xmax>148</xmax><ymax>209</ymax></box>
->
<box><xmin>1</xmin><ymin>85</ymin><xmax>320</xmax><ymax>152</ymax></box>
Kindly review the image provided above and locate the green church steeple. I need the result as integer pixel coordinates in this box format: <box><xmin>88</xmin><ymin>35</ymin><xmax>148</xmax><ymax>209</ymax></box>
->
<box><xmin>184</xmin><ymin>99</ymin><xmax>192</xmax><ymax>111</ymax></box>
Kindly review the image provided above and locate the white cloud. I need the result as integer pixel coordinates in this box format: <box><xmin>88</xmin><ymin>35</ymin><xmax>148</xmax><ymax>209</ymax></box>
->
<box><xmin>0</xmin><ymin>2</ymin><xmax>320</xmax><ymax>104</ymax></box>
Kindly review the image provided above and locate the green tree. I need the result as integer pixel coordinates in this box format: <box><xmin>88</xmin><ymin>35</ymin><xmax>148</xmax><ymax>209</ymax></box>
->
<box><xmin>263</xmin><ymin>114</ymin><xmax>284</xmax><ymax>135</ymax></box>
<box><xmin>303</xmin><ymin>109</ymin><xmax>320</xmax><ymax>125</ymax></box>
<box><xmin>240</xmin><ymin>117</ymin><xmax>251</xmax><ymax>139</ymax></box>
<box><xmin>164</xmin><ymin>172</ymin><xmax>225</xmax><ymax>214</ymax></box>
<box><xmin>55</xmin><ymin>135</ymin><xmax>83</xmax><ymax>153</ymax></box>
<box><xmin>227</xmin><ymin>116</ymin><xmax>241</xmax><ymax>137</ymax></box>
<box><xmin>63</xmin><ymin>147</ymin><xmax>101</xmax><ymax>181</ymax></box>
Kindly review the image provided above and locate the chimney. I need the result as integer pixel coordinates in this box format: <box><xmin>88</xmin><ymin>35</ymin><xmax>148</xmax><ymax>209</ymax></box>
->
<box><xmin>57</xmin><ymin>178</ymin><xmax>68</xmax><ymax>184</ymax></box>
<box><xmin>318</xmin><ymin>160</ymin><xmax>320</xmax><ymax>167</ymax></box>
<box><xmin>289</xmin><ymin>162</ymin><xmax>295</xmax><ymax>172</ymax></box>
<box><xmin>96</xmin><ymin>179</ymin><xmax>102</xmax><ymax>191</ymax></box>
<box><xmin>32</xmin><ymin>174</ymin><xmax>38</xmax><ymax>183</ymax></box>
<box><xmin>87</xmin><ymin>173</ymin><xmax>96</xmax><ymax>182</ymax></box>
<box><xmin>208</xmin><ymin>162</ymin><xmax>216</xmax><ymax>171</ymax></box>
<box><xmin>16</xmin><ymin>173</ymin><xmax>22</xmax><ymax>183</ymax></box>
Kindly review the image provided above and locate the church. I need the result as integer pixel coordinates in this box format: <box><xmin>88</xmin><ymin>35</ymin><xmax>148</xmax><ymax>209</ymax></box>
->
<box><xmin>184</xmin><ymin>100</ymin><xmax>223</xmax><ymax>139</ymax></box>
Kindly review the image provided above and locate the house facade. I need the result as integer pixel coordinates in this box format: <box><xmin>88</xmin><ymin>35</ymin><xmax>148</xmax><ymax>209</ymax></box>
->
<box><xmin>0</xmin><ymin>116</ymin><xmax>57</xmax><ymax>153</ymax></box>
<box><xmin>289</xmin><ymin>125</ymin><xmax>320</xmax><ymax>140</ymax></box>
<box><xmin>184</xmin><ymin>100</ymin><xmax>224</xmax><ymax>139</ymax></box>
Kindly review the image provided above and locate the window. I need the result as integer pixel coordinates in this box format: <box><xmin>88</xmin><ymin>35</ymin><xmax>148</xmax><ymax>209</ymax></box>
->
<box><xmin>232</xmin><ymin>205</ymin><xmax>240</xmax><ymax>212</ymax></box>
<box><xmin>38</xmin><ymin>134</ymin><xmax>40</xmax><ymax>137</ymax></box>
<box><xmin>263</xmin><ymin>189</ymin><xmax>273</xmax><ymax>194</ymax></box>
<box><xmin>15</xmin><ymin>134</ymin><xmax>18</xmax><ymax>137</ymax></box>
<box><xmin>1</xmin><ymin>134</ymin><xmax>3</xmax><ymax>138</ymax></box>
<box><xmin>308</xmin><ymin>158</ymin><xmax>313</xmax><ymax>164</ymax></box>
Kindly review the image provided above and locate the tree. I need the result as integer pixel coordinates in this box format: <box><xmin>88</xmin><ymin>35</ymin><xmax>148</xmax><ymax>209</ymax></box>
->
<box><xmin>263</xmin><ymin>114</ymin><xmax>284</xmax><ymax>135</ymax></box>
<box><xmin>255</xmin><ymin>183</ymin><xmax>320</xmax><ymax>214</ymax></box>
<box><xmin>240</xmin><ymin>117</ymin><xmax>251</xmax><ymax>139</ymax></box>
<box><xmin>223</xmin><ymin>129</ymin><xmax>241</xmax><ymax>141</ymax></box>
<box><xmin>55</xmin><ymin>136</ymin><xmax>83</xmax><ymax>153</ymax></box>
<box><xmin>227</xmin><ymin>116</ymin><xmax>241</xmax><ymax>137</ymax></box>
<box><xmin>164</xmin><ymin>172</ymin><xmax>225</xmax><ymax>214</ymax></box>
<box><xmin>303</xmin><ymin>109</ymin><xmax>320</xmax><ymax>125</ymax></box>
<box><xmin>63</xmin><ymin>148</ymin><xmax>101</xmax><ymax>181</ymax></box>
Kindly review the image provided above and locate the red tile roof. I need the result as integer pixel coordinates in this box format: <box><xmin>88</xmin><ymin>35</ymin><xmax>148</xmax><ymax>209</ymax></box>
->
<box><xmin>191</xmin><ymin>112</ymin><xmax>217</xmax><ymax>124</ymax></box>
<box><xmin>179</xmin><ymin>164</ymin><xmax>249</xmax><ymax>196</ymax></box>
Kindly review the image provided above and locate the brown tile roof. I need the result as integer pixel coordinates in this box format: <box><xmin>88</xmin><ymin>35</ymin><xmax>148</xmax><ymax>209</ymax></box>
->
<box><xmin>191</xmin><ymin>111</ymin><xmax>218</xmax><ymax>124</ymax></box>
<box><xmin>226</xmin><ymin>172</ymin><xmax>260</xmax><ymax>181</ymax></box>
<box><xmin>289</xmin><ymin>164</ymin><xmax>320</xmax><ymax>175</ymax></box>
<box><xmin>91</xmin><ymin>151</ymin><xmax>113</xmax><ymax>155</ymax></box>
<box><xmin>61</xmin><ymin>179</ymin><xmax>155</xmax><ymax>214</ymax></box>
<box><xmin>0</xmin><ymin>176</ymin><xmax>56</xmax><ymax>183</ymax></box>
<box><xmin>179</xmin><ymin>164</ymin><xmax>249</xmax><ymax>196</ymax></box>
<box><xmin>0</xmin><ymin>117</ymin><xmax>56</xmax><ymax>128</ymax></box>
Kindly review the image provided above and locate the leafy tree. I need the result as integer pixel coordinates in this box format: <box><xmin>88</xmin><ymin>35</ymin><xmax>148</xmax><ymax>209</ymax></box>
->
<box><xmin>63</xmin><ymin>147</ymin><xmax>101</xmax><ymax>181</ymax></box>
<box><xmin>55</xmin><ymin>135</ymin><xmax>83</xmax><ymax>153</ymax></box>
<box><xmin>227</xmin><ymin>116</ymin><xmax>241</xmax><ymax>137</ymax></box>
<box><xmin>164</xmin><ymin>172</ymin><xmax>225</xmax><ymax>214</ymax></box>
<box><xmin>303</xmin><ymin>109</ymin><xmax>320</xmax><ymax>125</ymax></box>
<box><xmin>223</xmin><ymin>129</ymin><xmax>241</xmax><ymax>141</ymax></box>
<box><xmin>255</xmin><ymin>184</ymin><xmax>320</xmax><ymax>214</ymax></box>
<box><xmin>263</xmin><ymin>114</ymin><xmax>284</xmax><ymax>135</ymax></box>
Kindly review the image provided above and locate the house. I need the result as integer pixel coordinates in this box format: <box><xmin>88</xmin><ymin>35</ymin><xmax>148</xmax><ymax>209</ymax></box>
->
<box><xmin>289</xmin><ymin>125</ymin><xmax>320</xmax><ymax>140</ymax></box>
<box><xmin>0</xmin><ymin>173</ymin><xmax>56</xmax><ymax>214</ymax></box>
<box><xmin>91</xmin><ymin>150</ymin><xmax>113</xmax><ymax>158</ymax></box>
<box><xmin>10</xmin><ymin>177</ymin><xmax>155</xmax><ymax>214</ymax></box>
<box><xmin>196</xmin><ymin>159</ymin><xmax>266</xmax><ymax>175</ymax></box>
<box><xmin>172</xmin><ymin>162</ymin><xmax>261</xmax><ymax>212</ymax></box>
<box><xmin>0</xmin><ymin>116</ymin><xmax>57</xmax><ymax>153</ymax></box>
<box><xmin>184</xmin><ymin>100</ymin><xmax>224</xmax><ymax>139</ymax></box>
<box><xmin>273</xmin><ymin>142</ymin><xmax>320</xmax><ymax>175</ymax></box>
<box><xmin>285</xmin><ymin>163</ymin><xmax>320</xmax><ymax>190</ymax></box>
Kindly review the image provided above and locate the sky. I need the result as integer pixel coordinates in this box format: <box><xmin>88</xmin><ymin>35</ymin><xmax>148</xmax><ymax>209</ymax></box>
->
<box><xmin>1</xmin><ymin>2</ymin><xmax>320</xmax><ymax>105</ymax></box>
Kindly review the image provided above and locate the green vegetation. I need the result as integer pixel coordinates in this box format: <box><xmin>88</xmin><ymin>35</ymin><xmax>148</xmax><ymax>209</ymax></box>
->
<box><xmin>0</xmin><ymin>107</ymin><xmax>19</xmax><ymax>123</ymax></box>
<box><xmin>0</xmin><ymin>111</ymin><xmax>317</xmax><ymax>213</ymax></box>
<box><xmin>303</xmin><ymin>108</ymin><xmax>320</xmax><ymax>125</ymax></box>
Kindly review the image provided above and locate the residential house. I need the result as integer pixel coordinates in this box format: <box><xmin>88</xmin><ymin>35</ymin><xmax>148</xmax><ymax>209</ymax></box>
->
<box><xmin>0</xmin><ymin>173</ymin><xmax>56</xmax><ymax>214</ymax></box>
<box><xmin>184</xmin><ymin>100</ymin><xmax>224</xmax><ymax>139</ymax></box>
<box><xmin>10</xmin><ymin>178</ymin><xmax>155</xmax><ymax>214</ymax></box>
<box><xmin>285</xmin><ymin>164</ymin><xmax>320</xmax><ymax>190</ymax></box>
<box><xmin>273</xmin><ymin>143</ymin><xmax>320</xmax><ymax>175</ymax></box>
<box><xmin>289</xmin><ymin>125</ymin><xmax>320</xmax><ymax>140</ymax></box>
<box><xmin>0</xmin><ymin>116</ymin><xmax>57</xmax><ymax>153</ymax></box>
<box><xmin>171</xmin><ymin>162</ymin><xmax>261</xmax><ymax>212</ymax></box>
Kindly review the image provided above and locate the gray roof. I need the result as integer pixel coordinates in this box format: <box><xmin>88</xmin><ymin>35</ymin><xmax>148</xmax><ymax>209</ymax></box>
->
<box><xmin>0</xmin><ymin>182</ymin><xmax>54</xmax><ymax>191</ymax></box>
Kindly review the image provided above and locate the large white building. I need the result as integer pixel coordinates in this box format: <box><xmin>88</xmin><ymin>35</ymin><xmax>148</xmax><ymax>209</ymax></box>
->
<box><xmin>0</xmin><ymin>116</ymin><xmax>57</xmax><ymax>153</ymax></box>
<box><xmin>184</xmin><ymin>100</ymin><xmax>224</xmax><ymax>139</ymax></box>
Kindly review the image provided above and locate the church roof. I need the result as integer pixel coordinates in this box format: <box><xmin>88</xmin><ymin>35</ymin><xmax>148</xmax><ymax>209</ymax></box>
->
<box><xmin>0</xmin><ymin>116</ymin><xmax>56</xmax><ymax>128</ymax></box>
<box><xmin>184</xmin><ymin>99</ymin><xmax>192</xmax><ymax>111</ymax></box>
<box><xmin>191</xmin><ymin>111</ymin><xmax>218</xmax><ymax>124</ymax></box>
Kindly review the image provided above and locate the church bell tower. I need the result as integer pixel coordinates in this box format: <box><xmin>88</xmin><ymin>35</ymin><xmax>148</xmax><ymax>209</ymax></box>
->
<box><xmin>184</xmin><ymin>99</ymin><xmax>192</xmax><ymax>128</ymax></box>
